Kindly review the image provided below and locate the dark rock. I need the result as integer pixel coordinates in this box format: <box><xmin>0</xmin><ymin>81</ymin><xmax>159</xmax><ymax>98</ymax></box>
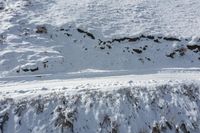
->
<box><xmin>112</xmin><ymin>127</ymin><xmax>118</xmax><ymax>133</ymax></box>
<box><xmin>55</xmin><ymin>112</ymin><xmax>73</xmax><ymax>132</ymax></box>
<box><xmin>100</xmin><ymin>46</ymin><xmax>105</xmax><ymax>50</ymax></box>
<box><xmin>22</xmin><ymin>68</ymin><xmax>29</xmax><ymax>72</ymax></box>
<box><xmin>154</xmin><ymin>39</ymin><xmax>160</xmax><ymax>43</ymax></box>
<box><xmin>0</xmin><ymin>112</ymin><xmax>9</xmax><ymax>133</ymax></box>
<box><xmin>165</xmin><ymin>121</ymin><xmax>172</xmax><ymax>130</ymax></box>
<box><xmin>98</xmin><ymin>39</ymin><xmax>103</xmax><ymax>45</ymax></box>
<box><xmin>180</xmin><ymin>123</ymin><xmax>188</xmax><ymax>133</ymax></box>
<box><xmin>163</xmin><ymin>37</ymin><xmax>181</xmax><ymax>42</ymax></box>
<box><xmin>36</xmin><ymin>102</ymin><xmax>44</xmax><ymax>114</ymax></box>
<box><xmin>106</xmin><ymin>45</ymin><xmax>112</xmax><ymax>49</ymax></box>
<box><xmin>145</xmin><ymin>57</ymin><xmax>151</xmax><ymax>61</ymax></box>
<box><xmin>132</xmin><ymin>49</ymin><xmax>142</xmax><ymax>54</ymax></box>
<box><xmin>143</xmin><ymin>45</ymin><xmax>148</xmax><ymax>50</ymax></box>
<box><xmin>77</xmin><ymin>28</ymin><xmax>95</xmax><ymax>39</ymax></box>
<box><xmin>16</xmin><ymin>69</ymin><xmax>20</xmax><ymax>73</ymax></box>
<box><xmin>187</xmin><ymin>45</ymin><xmax>200</xmax><ymax>51</ymax></box>
<box><xmin>166</xmin><ymin>52</ymin><xmax>176</xmax><ymax>58</ymax></box>
<box><xmin>0</xmin><ymin>2</ymin><xmax>4</xmax><ymax>10</ymax></box>
<box><xmin>128</xmin><ymin>37</ymin><xmax>140</xmax><ymax>42</ymax></box>
<box><xmin>64</xmin><ymin>33</ymin><xmax>72</xmax><ymax>37</ymax></box>
<box><xmin>43</xmin><ymin>61</ymin><xmax>48</xmax><ymax>68</ymax></box>
<box><xmin>147</xmin><ymin>35</ymin><xmax>155</xmax><ymax>40</ymax></box>
<box><xmin>140</xmin><ymin>34</ymin><xmax>146</xmax><ymax>38</ymax></box>
<box><xmin>152</xmin><ymin>124</ymin><xmax>160</xmax><ymax>133</ymax></box>
<box><xmin>36</xmin><ymin>26</ymin><xmax>47</xmax><ymax>34</ymax></box>
<box><xmin>60</xmin><ymin>28</ymin><xmax>64</xmax><ymax>31</ymax></box>
<box><xmin>175</xmin><ymin>48</ymin><xmax>187</xmax><ymax>56</ymax></box>
<box><xmin>30</xmin><ymin>67</ymin><xmax>39</xmax><ymax>72</ymax></box>
<box><xmin>111</xmin><ymin>37</ymin><xmax>140</xmax><ymax>43</ymax></box>
<box><xmin>15</xmin><ymin>103</ymin><xmax>26</xmax><ymax>117</ymax></box>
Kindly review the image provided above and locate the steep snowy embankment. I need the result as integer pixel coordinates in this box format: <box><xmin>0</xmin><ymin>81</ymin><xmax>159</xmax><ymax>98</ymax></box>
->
<box><xmin>0</xmin><ymin>74</ymin><xmax>200</xmax><ymax>133</ymax></box>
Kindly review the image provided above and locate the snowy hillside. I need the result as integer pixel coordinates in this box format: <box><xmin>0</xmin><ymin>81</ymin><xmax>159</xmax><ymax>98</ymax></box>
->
<box><xmin>0</xmin><ymin>0</ymin><xmax>200</xmax><ymax>133</ymax></box>
<box><xmin>1</xmin><ymin>74</ymin><xmax>200</xmax><ymax>133</ymax></box>
<box><xmin>1</xmin><ymin>0</ymin><xmax>200</xmax><ymax>77</ymax></box>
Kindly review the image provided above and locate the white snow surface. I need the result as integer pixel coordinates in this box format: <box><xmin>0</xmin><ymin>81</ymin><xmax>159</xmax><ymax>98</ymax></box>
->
<box><xmin>0</xmin><ymin>0</ymin><xmax>200</xmax><ymax>133</ymax></box>
<box><xmin>3</xmin><ymin>0</ymin><xmax>200</xmax><ymax>37</ymax></box>
<box><xmin>0</xmin><ymin>73</ymin><xmax>200</xmax><ymax>133</ymax></box>
<box><xmin>0</xmin><ymin>0</ymin><xmax>200</xmax><ymax>77</ymax></box>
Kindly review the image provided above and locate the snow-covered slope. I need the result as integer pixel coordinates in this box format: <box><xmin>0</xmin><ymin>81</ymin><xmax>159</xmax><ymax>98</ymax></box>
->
<box><xmin>0</xmin><ymin>0</ymin><xmax>200</xmax><ymax>77</ymax></box>
<box><xmin>1</xmin><ymin>0</ymin><xmax>200</xmax><ymax>133</ymax></box>
<box><xmin>2</xmin><ymin>0</ymin><xmax>200</xmax><ymax>37</ymax></box>
<box><xmin>0</xmin><ymin>74</ymin><xmax>200</xmax><ymax>133</ymax></box>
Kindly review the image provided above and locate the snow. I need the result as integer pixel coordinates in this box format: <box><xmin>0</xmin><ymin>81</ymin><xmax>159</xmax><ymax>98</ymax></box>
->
<box><xmin>0</xmin><ymin>72</ymin><xmax>199</xmax><ymax>99</ymax></box>
<box><xmin>0</xmin><ymin>74</ymin><xmax>200</xmax><ymax>133</ymax></box>
<box><xmin>19</xmin><ymin>0</ymin><xmax>200</xmax><ymax>37</ymax></box>
<box><xmin>0</xmin><ymin>0</ymin><xmax>200</xmax><ymax>132</ymax></box>
<box><xmin>0</xmin><ymin>0</ymin><xmax>200</xmax><ymax>77</ymax></box>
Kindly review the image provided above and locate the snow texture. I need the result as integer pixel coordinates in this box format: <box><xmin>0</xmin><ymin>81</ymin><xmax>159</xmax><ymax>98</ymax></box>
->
<box><xmin>0</xmin><ymin>0</ymin><xmax>200</xmax><ymax>77</ymax></box>
<box><xmin>0</xmin><ymin>0</ymin><xmax>200</xmax><ymax>133</ymax></box>
<box><xmin>1</xmin><ymin>79</ymin><xmax>200</xmax><ymax>133</ymax></box>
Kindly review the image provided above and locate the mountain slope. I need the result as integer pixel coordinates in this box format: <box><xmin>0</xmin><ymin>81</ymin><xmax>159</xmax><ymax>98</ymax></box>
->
<box><xmin>1</xmin><ymin>0</ymin><xmax>200</xmax><ymax>77</ymax></box>
<box><xmin>0</xmin><ymin>0</ymin><xmax>200</xmax><ymax>133</ymax></box>
<box><xmin>0</xmin><ymin>74</ymin><xmax>200</xmax><ymax>133</ymax></box>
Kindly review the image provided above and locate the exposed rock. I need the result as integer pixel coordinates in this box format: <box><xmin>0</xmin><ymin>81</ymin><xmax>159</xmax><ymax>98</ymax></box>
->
<box><xmin>152</xmin><ymin>124</ymin><xmax>160</xmax><ymax>133</ymax></box>
<box><xmin>77</xmin><ymin>28</ymin><xmax>95</xmax><ymax>39</ymax></box>
<box><xmin>0</xmin><ymin>2</ymin><xmax>4</xmax><ymax>10</ymax></box>
<box><xmin>133</xmin><ymin>48</ymin><xmax>143</xmax><ymax>54</ymax></box>
<box><xmin>30</xmin><ymin>67</ymin><xmax>39</xmax><ymax>72</ymax></box>
<box><xmin>187</xmin><ymin>45</ymin><xmax>200</xmax><ymax>51</ymax></box>
<box><xmin>0</xmin><ymin>112</ymin><xmax>9</xmax><ymax>133</ymax></box>
<box><xmin>180</xmin><ymin>123</ymin><xmax>189</xmax><ymax>133</ymax></box>
<box><xmin>36</xmin><ymin>26</ymin><xmax>47</xmax><ymax>34</ymax></box>
<box><xmin>163</xmin><ymin>37</ymin><xmax>181</xmax><ymax>42</ymax></box>
<box><xmin>166</xmin><ymin>52</ymin><xmax>176</xmax><ymax>58</ymax></box>
<box><xmin>147</xmin><ymin>35</ymin><xmax>154</xmax><ymax>40</ymax></box>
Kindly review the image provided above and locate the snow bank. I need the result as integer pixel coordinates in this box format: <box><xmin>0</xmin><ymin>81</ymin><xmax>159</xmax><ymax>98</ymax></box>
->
<box><xmin>1</xmin><ymin>81</ymin><xmax>200</xmax><ymax>133</ymax></box>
